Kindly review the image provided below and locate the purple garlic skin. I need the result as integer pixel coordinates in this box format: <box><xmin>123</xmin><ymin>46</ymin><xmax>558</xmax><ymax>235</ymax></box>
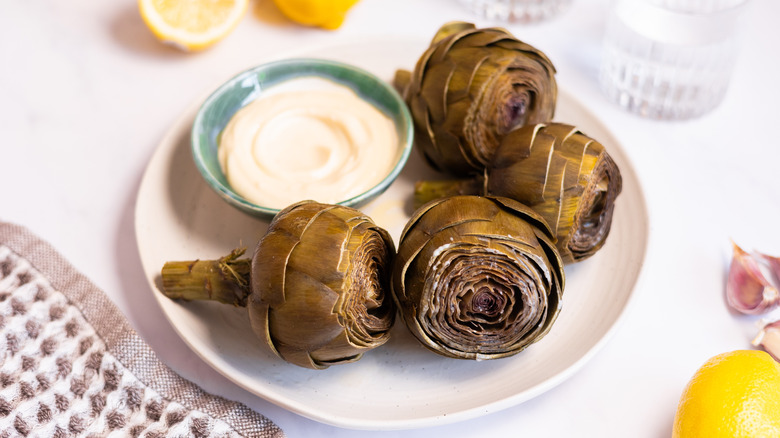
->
<box><xmin>761</xmin><ymin>253</ymin><xmax>780</xmax><ymax>287</ymax></box>
<box><xmin>726</xmin><ymin>242</ymin><xmax>779</xmax><ymax>315</ymax></box>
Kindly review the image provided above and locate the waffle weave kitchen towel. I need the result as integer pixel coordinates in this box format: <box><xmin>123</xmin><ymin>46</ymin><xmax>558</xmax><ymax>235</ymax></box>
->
<box><xmin>0</xmin><ymin>222</ymin><xmax>285</xmax><ymax>437</ymax></box>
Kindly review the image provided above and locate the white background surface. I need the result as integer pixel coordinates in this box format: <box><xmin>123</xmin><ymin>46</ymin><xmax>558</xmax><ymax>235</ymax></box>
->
<box><xmin>2</xmin><ymin>0</ymin><xmax>779</xmax><ymax>437</ymax></box>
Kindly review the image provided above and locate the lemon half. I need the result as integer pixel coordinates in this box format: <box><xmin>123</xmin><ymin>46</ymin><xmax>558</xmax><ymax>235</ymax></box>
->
<box><xmin>139</xmin><ymin>0</ymin><xmax>249</xmax><ymax>51</ymax></box>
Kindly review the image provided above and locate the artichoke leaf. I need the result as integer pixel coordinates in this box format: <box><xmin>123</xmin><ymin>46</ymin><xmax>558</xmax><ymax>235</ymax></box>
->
<box><xmin>250</xmin><ymin>231</ymin><xmax>296</xmax><ymax>306</ymax></box>
<box><xmin>431</xmin><ymin>21</ymin><xmax>476</xmax><ymax>45</ymax></box>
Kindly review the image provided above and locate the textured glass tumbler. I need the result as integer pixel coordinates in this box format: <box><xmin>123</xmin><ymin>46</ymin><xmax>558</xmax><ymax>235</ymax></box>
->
<box><xmin>599</xmin><ymin>0</ymin><xmax>749</xmax><ymax>120</ymax></box>
<box><xmin>458</xmin><ymin>0</ymin><xmax>573</xmax><ymax>23</ymax></box>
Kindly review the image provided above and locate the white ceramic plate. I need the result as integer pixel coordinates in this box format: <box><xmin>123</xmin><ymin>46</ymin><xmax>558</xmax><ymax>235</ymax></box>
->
<box><xmin>135</xmin><ymin>39</ymin><xmax>649</xmax><ymax>430</ymax></box>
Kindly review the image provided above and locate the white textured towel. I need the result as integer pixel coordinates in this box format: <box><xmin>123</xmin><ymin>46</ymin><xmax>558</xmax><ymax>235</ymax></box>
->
<box><xmin>0</xmin><ymin>222</ymin><xmax>284</xmax><ymax>438</ymax></box>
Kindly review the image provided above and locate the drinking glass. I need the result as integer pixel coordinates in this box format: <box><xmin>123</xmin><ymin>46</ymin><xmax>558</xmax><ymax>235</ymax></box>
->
<box><xmin>458</xmin><ymin>0</ymin><xmax>573</xmax><ymax>23</ymax></box>
<box><xmin>599</xmin><ymin>0</ymin><xmax>750</xmax><ymax>120</ymax></box>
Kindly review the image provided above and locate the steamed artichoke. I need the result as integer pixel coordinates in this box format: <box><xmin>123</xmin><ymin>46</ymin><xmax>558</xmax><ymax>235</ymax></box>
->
<box><xmin>394</xmin><ymin>21</ymin><xmax>557</xmax><ymax>176</ymax></box>
<box><xmin>161</xmin><ymin>201</ymin><xmax>396</xmax><ymax>370</ymax></box>
<box><xmin>392</xmin><ymin>196</ymin><xmax>564</xmax><ymax>360</ymax></box>
<box><xmin>415</xmin><ymin>123</ymin><xmax>622</xmax><ymax>264</ymax></box>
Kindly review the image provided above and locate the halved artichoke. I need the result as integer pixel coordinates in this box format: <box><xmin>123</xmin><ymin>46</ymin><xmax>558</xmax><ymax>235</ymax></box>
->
<box><xmin>161</xmin><ymin>201</ymin><xmax>396</xmax><ymax>369</ymax></box>
<box><xmin>392</xmin><ymin>195</ymin><xmax>565</xmax><ymax>360</ymax></box>
<box><xmin>394</xmin><ymin>21</ymin><xmax>557</xmax><ymax>176</ymax></box>
<box><xmin>415</xmin><ymin>123</ymin><xmax>622</xmax><ymax>264</ymax></box>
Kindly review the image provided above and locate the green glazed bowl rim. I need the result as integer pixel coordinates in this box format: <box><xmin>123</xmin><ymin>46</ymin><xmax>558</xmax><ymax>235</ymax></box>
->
<box><xmin>191</xmin><ymin>57</ymin><xmax>414</xmax><ymax>220</ymax></box>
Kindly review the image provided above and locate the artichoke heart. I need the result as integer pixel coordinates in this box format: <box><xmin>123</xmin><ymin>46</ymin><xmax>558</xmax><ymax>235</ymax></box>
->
<box><xmin>161</xmin><ymin>201</ymin><xmax>396</xmax><ymax>370</ymax></box>
<box><xmin>415</xmin><ymin>123</ymin><xmax>623</xmax><ymax>264</ymax></box>
<box><xmin>394</xmin><ymin>21</ymin><xmax>557</xmax><ymax>176</ymax></box>
<box><xmin>392</xmin><ymin>196</ymin><xmax>565</xmax><ymax>360</ymax></box>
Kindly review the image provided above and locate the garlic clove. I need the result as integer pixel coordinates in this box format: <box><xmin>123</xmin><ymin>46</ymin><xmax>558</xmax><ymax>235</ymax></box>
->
<box><xmin>726</xmin><ymin>242</ymin><xmax>780</xmax><ymax>315</ymax></box>
<box><xmin>752</xmin><ymin>319</ymin><xmax>780</xmax><ymax>362</ymax></box>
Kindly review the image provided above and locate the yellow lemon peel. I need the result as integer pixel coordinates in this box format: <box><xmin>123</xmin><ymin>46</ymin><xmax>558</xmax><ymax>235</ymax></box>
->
<box><xmin>273</xmin><ymin>0</ymin><xmax>359</xmax><ymax>30</ymax></box>
<box><xmin>673</xmin><ymin>350</ymin><xmax>780</xmax><ymax>438</ymax></box>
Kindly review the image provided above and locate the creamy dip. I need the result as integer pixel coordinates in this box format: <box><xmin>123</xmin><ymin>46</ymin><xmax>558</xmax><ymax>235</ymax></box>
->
<box><xmin>218</xmin><ymin>77</ymin><xmax>399</xmax><ymax>209</ymax></box>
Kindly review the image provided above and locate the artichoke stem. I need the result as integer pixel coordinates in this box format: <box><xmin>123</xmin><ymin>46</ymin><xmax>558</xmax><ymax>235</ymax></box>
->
<box><xmin>414</xmin><ymin>178</ymin><xmax>484</xmax><ymax>209</ymax></box>
<box><xmin>161</xmin><ymin>248</ymin><xmax>251</xmax><ymax>307</ymax></box>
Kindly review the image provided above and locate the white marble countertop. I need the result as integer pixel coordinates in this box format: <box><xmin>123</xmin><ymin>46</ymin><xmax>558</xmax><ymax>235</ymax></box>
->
<box><xmin>3</xmin><ymin>0</ymin><xmax>779</xmax><ymax>436</ymax></box>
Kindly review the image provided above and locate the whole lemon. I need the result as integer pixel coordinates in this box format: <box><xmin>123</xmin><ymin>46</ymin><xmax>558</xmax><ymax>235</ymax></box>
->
<box><xmin>672</xmin><ymin>350</ymin><xmax>780</xmax><ymax>438</ymax></box>
<box><xmin>273</xmin><ymin>0</ymin><xmax>359</xmax><ymax>30</ymax></box>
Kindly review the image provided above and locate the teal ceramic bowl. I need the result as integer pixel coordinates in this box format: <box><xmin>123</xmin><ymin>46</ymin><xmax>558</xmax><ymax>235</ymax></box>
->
<box><xmin>191</xmin><ymin>58</ymin><xmax>414</xmax><ymax>220</ymax></box>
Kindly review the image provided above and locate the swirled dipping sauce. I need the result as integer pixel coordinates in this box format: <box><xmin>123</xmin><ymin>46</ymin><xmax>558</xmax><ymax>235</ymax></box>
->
<box><xmin>218</xmin><ymin>77</ymin><xmax>399</xmax><ymax>209</ymax></box>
